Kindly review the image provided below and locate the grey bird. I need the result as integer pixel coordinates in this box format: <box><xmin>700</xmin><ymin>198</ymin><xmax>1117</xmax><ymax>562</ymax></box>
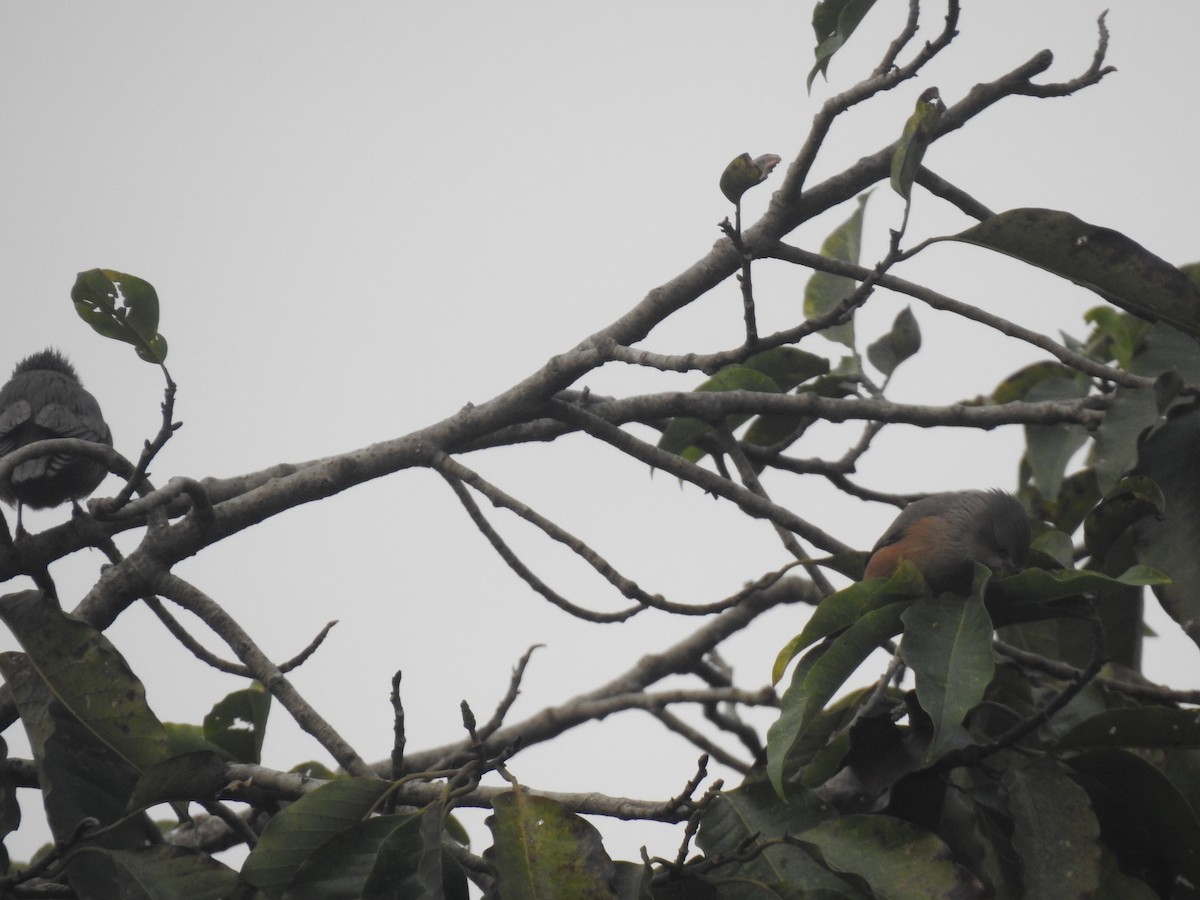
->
<box><xmin>0</xmin><ymin>349</ymin><xmax>112</xmax><ymax>531</ymax></box>
<box><xmin>864</xmin><ymin>490</ymin><xmax>1031</xmax><ymax>595</ymax></box>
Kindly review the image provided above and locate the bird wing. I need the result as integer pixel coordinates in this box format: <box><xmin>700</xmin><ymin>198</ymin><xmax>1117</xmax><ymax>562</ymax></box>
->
<box><xmin>34</xmin><ymin>403</ymin><xmax>110</xmax><ymax>444</ymax></box>
<box><xmin>0</xmin><ymin>399</ymin><xmax>33</xmax><ymax>453</ymax></box>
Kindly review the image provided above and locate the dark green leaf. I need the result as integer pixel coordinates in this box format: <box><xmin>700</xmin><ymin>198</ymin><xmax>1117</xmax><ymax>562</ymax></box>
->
<box><xmin>205</xmin><ymin>682</ymin><xmax>271</xmax><ymax>764</ymax></box>
<box><xmin>71</xmin><ymin>268</ymin><xmax>169</xmax><ymax>363</ymax></box>
<box><xmin>656</xmin><ymin>366</ymin><xmax>781</xmax><ymax>461</ymax></box>
<box><xmin>773</xmin><ymin>564</ymin><xmax>924</xmax><ymax>683</ymax></box>
<box><xmin>866</xmin><ymin>306</ymin><xmax>921</xmax><ymax>377</ymax></box>
<box><xmin>84</xmin><ymin>845</ymin><xmax>255</xmax><ymax>900</ymax></box>
<box><xmin>1082</xmin><ymin>476</ymin><xmax>1164</xmax><ymax>563</ymax></box>
<box><xmin>1132</xmin><ymin>403</ymin><xmax>1200</xmax><ymax>648</ymax></box>
<box><xmin>280</xmin><ymin>812</ymin><xmax>444</xmax><ymax>900</ymax></box>
<box><xmin>1022</xmin><ymin>371</ymin><xmax>1090</xmax><ymax>501</ymax></box>
<box><xmin>0</xmin><ymin>591</ymin><xmax>168</xmax><ymax>772</ymax></box>
<box><xmin>1058</xmin><ymin>708</ymin><xmax>1200</xmax><ymax>751</ymax></box>
<box><xmin>719</xmin><ymin>153</ymin><xmax>781</xmax><ymax>205</ymax></box>
<box><xmin>486</xmin><ymin>790</ymin><xmax>617</xmax><ymax>899</ymax></box>
<box><xmin>794</xmin><ymin>814</ymin><xmax>986</xmax><ymax>897</ymax></box>
<box><xmin>803</xmin><ymin>194</ymin><xmax>869</xmax><ymax>348</ymax></box>
<box><xmin>743</xmin><ymin>346</ymin><xmax>830</xmax><ymax>391</ymax></box>
<box><xmin>0</xmin><ymin>652</ymin><xmax>149</xmax><ymax>895</ymax></box>
<box><xmin>1067</xmin><ymin>749</ymin><xmax>1200</xmax><ymax>893</ymax></box>
<box><xmin>808</xmin><ymin>0</ymin><xmax>878</xmax><ymax>90</ymax></box>
<box><xmin>697</xmin><ymin>779</ymin><xmax>853</xmax><ymax>897</ymax></box>
<box><xmin>890</xmin><ymin>87</ymin><xmax>944</xmax><ymax>200</ymax></box>
<box><xmin>1005</xmin><ymin>764</ymin><xmax>1101</xmax><ymax>900</ymax></box>
<box><xmin>241</xmin><ymin>777</ymin><xmax>391</xmax><ymax>895</ymax></box>
<box><xmin>900</xmin><ymin>585</ymin><xmax>995</xmax><ymax>762</ymax></box>
<box><xmin>129</xmin><ymin>751</ymin><xmax>229</xmax><ymax>810</ymax></box>
<box><xmin>942</xmin><ymin>210</ymin><xmax>1200</xmax><ymax>336</ymax></box>
<box><xmin>767</xmin><ymin>602</ymin><xmax>909</xmax><ymax>797</ymax></box>
<box><xmin>1092</xmin><ymin>323</ymin><xmax>1200</xmax><ymax>492</ymax></box>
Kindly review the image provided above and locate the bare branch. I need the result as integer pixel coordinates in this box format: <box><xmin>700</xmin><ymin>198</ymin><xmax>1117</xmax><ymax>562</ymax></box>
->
<box><xmin>156</xmin><ymin>573</ymin><xmax>374</xmax><ymax>777</ymax></box>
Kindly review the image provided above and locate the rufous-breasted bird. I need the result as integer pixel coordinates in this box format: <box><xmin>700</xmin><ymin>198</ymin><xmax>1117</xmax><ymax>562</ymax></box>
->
<box><xmin>0</xmin><ymin>349</ymin><xmax>112</xmax><ymax>532</ymax></box>
<box><xmin>864</xmin><ymin>490</ymin><xmax>1030</xmax><ymax>595</ymax></box>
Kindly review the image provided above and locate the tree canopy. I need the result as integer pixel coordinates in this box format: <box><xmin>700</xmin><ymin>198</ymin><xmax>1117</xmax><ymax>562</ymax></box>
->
<box><xmin>1</xmin><ymin>2</ymin><xmax>1199</xmax><ymax>898</ymax></box>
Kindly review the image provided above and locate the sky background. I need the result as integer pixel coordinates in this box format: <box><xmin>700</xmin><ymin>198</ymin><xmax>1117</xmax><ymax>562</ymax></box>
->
<box><xmin>1</xmin><ymin>0</ymin><xmax>1198</xmax><ymax>879</ymax></box>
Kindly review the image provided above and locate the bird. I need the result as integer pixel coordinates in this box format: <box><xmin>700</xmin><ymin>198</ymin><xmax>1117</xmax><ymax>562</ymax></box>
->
<box><xmin>0</xmin><ymin>348</ymin><xmax>113</xmax><ymax>533</ymax></box>
<box><xmin>864</xmin><ymin>490</ymin><xmax>1031</xmax><ymax>595</ymax></box>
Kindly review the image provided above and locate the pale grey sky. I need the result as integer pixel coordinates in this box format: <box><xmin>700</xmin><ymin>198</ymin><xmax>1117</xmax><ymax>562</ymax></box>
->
<box><xmin>1</xmin><ymin>0</ymin><xmax>1197</xmax><ymax>875</ymax></box>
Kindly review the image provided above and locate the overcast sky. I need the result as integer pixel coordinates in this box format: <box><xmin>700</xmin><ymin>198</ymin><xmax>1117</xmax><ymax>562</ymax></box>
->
<box><xmin>1</xmin><ymin>1</ymin><xmax>1198</xmax><ymax>874</ymax></box>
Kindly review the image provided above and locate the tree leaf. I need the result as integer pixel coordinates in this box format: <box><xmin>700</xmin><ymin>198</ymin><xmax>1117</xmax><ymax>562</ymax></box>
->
<box><xmin>1066</xmin><ymin>749</ymin><xmax>1200</xmax><ymax>892</ymax></box>
<box><xmin>1131</xmin><ymin>402</ymin><xmax>1200</xmax><ymax>650</ymax></box>
<box><xmin>719</xmin><ymin>153</ymin><xmax>782</xmax><ymax>205</ymax></box>
<box><xmin>129</xmin><ymin>750</ymin><xmax>229</xmax><ymax>810</ymax></box>
<box><xmin>486</xmin><ymin>789</ymin><xmax>617</xmax><ymax>899</ymax></box>
<box><xmin>890</xmin><ymin>87</ymin><xmax>944</xmax><ymax>200</ymax></box>
<box><xmin>794</xmin><ymin>814</ymin><xmax>987</xmax><ymax>898</ymax></box>
<box><xmin>942</xmin><ymin>210</ymin><xmax>1200</xmax><ymax>336</ymax></box>
<box><xmin>205</xmin><ymin>682</ymin><xmax>271</xmax><ymax>765</ymax></box>
<box><xmin>1022</xmin><ymin>370</ymin><xmax>1090</xmax><ymax>501</ymax></box>
<box><xmin>697</xmin><ymin>779</ymin><xmax>854</xmax><ymax>896</ymax></box>
<box><xmin>1058</xmin><ymin>708</ymin><xmax>1200</xmax><ymax>751</ymax></box>
<box><xmin>803</xmin><ymin>194</ymin><xmax>869</xmax><ymax>348</ymax></box>
<box><xmin>1082</xmin><ymin>475</ymin><xmax>1164</xmax><ymax>563</ymax></box>
<box><xmin>867</xmin><ymin>306</ymin><xmax>921</xmax><ymax>377</ymax></box>
<box><xmin>1092</xmin><ymin>323</ymin><xmax>1200</xmax><ymax>492</ymax></box>
<box><xmin>0</xmin><ymin>591</ymin><xmax>168</xmax><ymax>772</ymax></box>
<box><xmin>280</xmin><ymin>811</ymin><xmax>454</xmax><ymax>900</ymax></box>
<box><xmin>1004</xmin><ymin>764</ymin><xmax>1101</xmax><ymax>900</ymax></box>
<box><xmin>808</xmin><ymin>0</ymin><xmax>878</xmax><ymax>91</ymax></box>
<box><xmin>900</xmin><ymin>584</ymin><xmax>996</xmax><ymax>762</ymax></box>
<box><xmin>241</xmin><ymin>777</ymin><xmax>391</xmax><ymax>896</ymax></box>
<box><xmin>656</xmin><ymin>366</ymin><xmax>781</xmax><ymax>461</ymax></box>
<box><xmin>71</xmin><ymin>268</ymin><xmax>169</xmax><ymax>363</ymax></box>
<box><xmin>767</xmin><ymin>602</ymin><xmax>909</xmax><ymax>797</ymax></box>
<box><xmin>82</xmin><ymin>845</ymin><xmax>254</xmax><ymax>900</ymax></box>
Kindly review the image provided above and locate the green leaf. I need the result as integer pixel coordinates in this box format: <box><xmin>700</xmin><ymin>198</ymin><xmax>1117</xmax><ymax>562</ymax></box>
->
<box><xmin>656</xmin><ymin>366</ymin><xmax>781</xmax><ymax>461</ymax></box>
<box><xmin>205</xmin><ymin>682</ymin><xmax>271</xmax><ymax>765</ymax></box>
<box><xmin>697</xmin><ymin>779</ymin><xmax>853</xmax><ymax>896</ymax></box>
<box><xmin>890</xmin><ymin>87</ymin><xmax>944</xmax><ymax>200</ymax></box>
<box><xmin>0</xmin><ymin>591</ymin><xmax>168</xmax><ymax>772</ymax></box>
<box><xmin>1022</xmin><ymin>370</ymin><xmax>1090</xmax><ymax>501</ymax></box>
<box><xmin>280</xmin><ymin>811</ymin><xmax>456</xmax><ymax>900</ymax></box>
<box><xmin>803</xmin><ymin>194</ymin><xmax>870</xmax><ymax>348</ymax></box>
<box><xmin>1082</xmin><ymin>305</ymin><xmax>1150</xmax><ymax>370</ymax></box>
<box><xmin>129</xmin><ymin>751</ymin><xmax>229</xmax><ymax>810</ymax></box>
<box><xmin>241</xmin><ymin>777</ymin><xmax>391</xmax><ymax>896</ymax></box>
<box><xmin>991</xmin><ymin>361</ymin><xmax>1078</xmax><ymax>405</ymax></box>
<box><xmin>900</xmin><ymin>585</ymin><xmax>996</xmax><ymax>762</ymax></box>
<box><xmin>78</xmin><ymin>845</ymin><xmax>256</xmax><ymax>899</ymax></box>
<box><xmin>1067</xmin><ymin>749</ymin><xmax>1200</xmax><ymax>892</ymax></box>
<box><xmin>1082</xmin><ymin>476</ymin><xmax>1164</xmax><ymax>563</ymax></box>
<box><xmin>794</xmin><ymin>814</ymin><xmax>986</xmax><ymax>897</ymax></box>
<box><xmin>743</xmin><ymin>373</ymin><xmax>858</xmax><ymax>451</ymax></box>
<box><xmin>1131</xmin><ymin>403</ymin><xmax>1200</xmax><ymax>648</ymax></box>
<box><xmin>1004</xmin><ymin>764</ymin><xmax>1101</xmax><ymax>900</ymax></box>
<box><xmin>719</xmin><ymin>153</ymin><xmax>781</xmax><ymax>205</ymax></box>
<box><xmin>486</xmin><ymin>790</ymin><xmax>617</xmax><ymax>900</ymax></box>
<box><xmin>1058</xmin><ymin>708</ymin><xmax>1200</xmax><ymax>751</ymax></box>
<box><xmin>941</xmin><ymin>210</ymin><xmax>1200</xmax><ymax>336</ymax></box>
<box><xmin>71</xmin><ymin>268</ymin><xmax>169</xmax><ymax>363</ymax></box>
<box><xmin>1092</xmin><ymin>323</ymin><xmax>1200</xmax><ymax>492</ymax></box>
<box><xmin>773</xmin><ymin>565</ymin><xmax>923</xmax><ymax>684</ymax></box>
<box><xmin>743</xmin><ymin>346</ymin><xmax>830</xmax><ymax>391</ymax></box>
<box><xmin>808</xmin><ymin>0</ymin><xmax>878</xmax><ymax>90</ymax></box>
<box><xmin>767</xmin><ymin>602</ymin><xmax>909</xmax><ymax>797</ymax></box>
<box><xmin>866</xmin><ymin>306</ymin><xmax>921</xmax><ymax>377</ymax></box>
<box><xmin>0</xmin><ymin>652</ymin><xmax>150</xmax><ymax>893</ymax></box>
